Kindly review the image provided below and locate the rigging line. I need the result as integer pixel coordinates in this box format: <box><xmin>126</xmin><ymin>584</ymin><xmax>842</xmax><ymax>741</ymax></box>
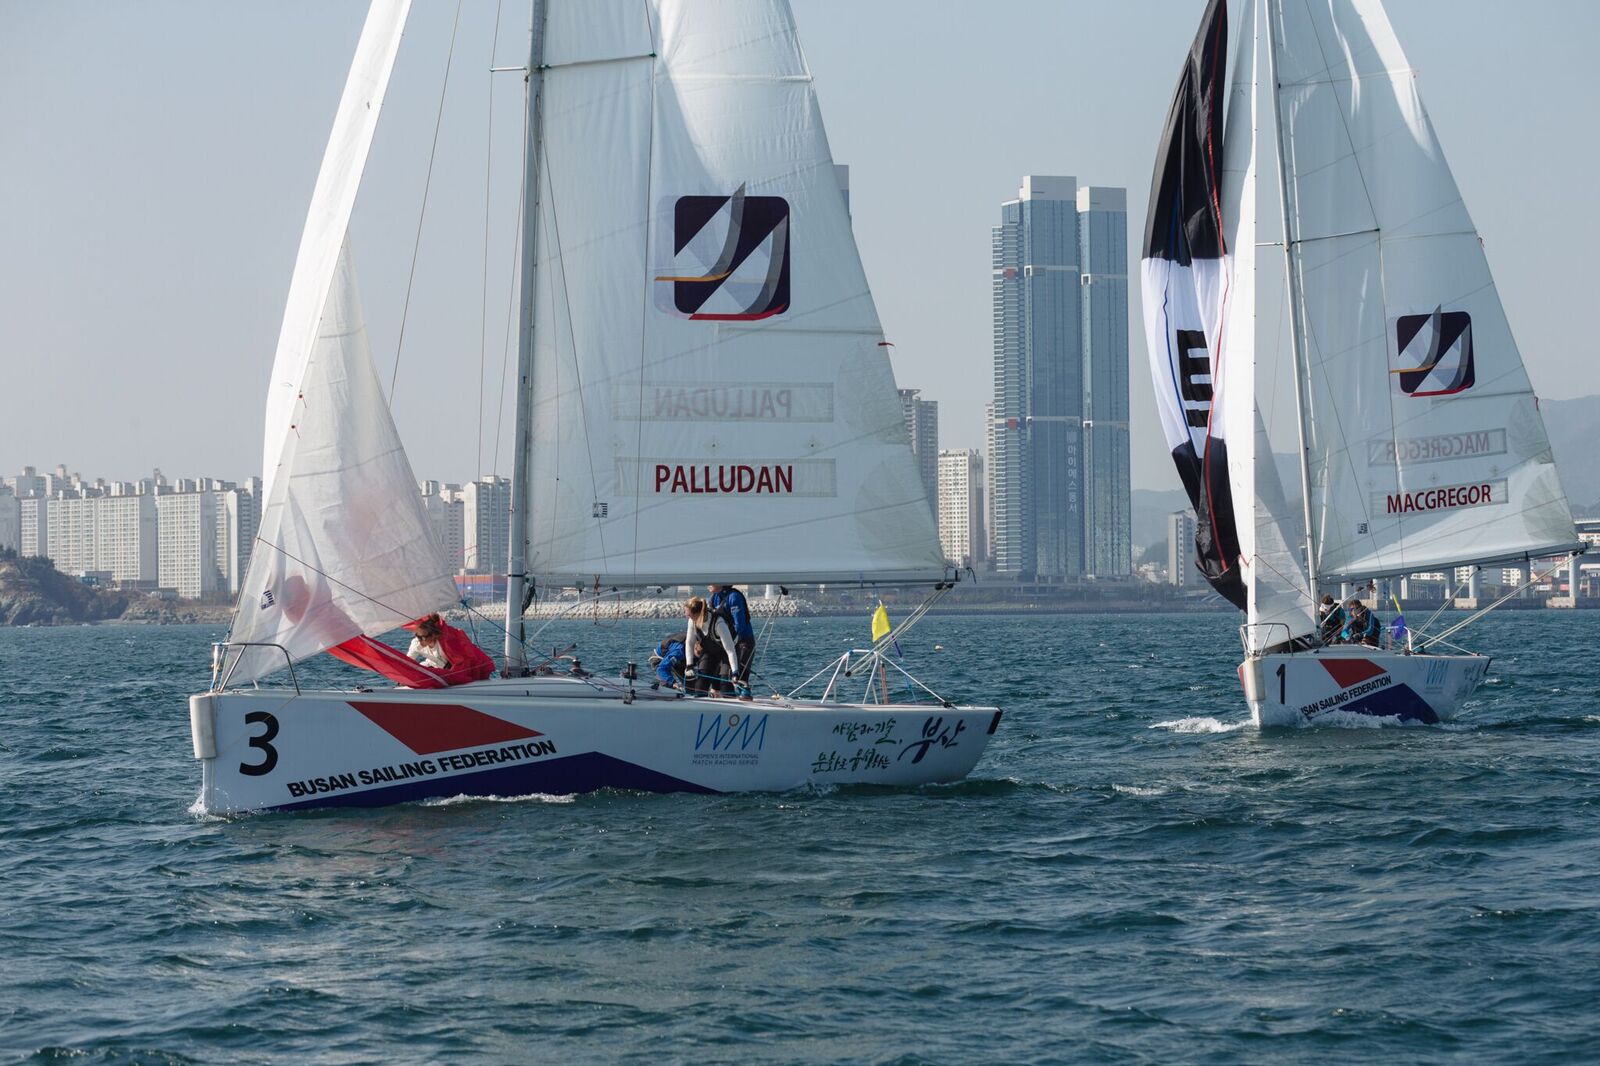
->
<box><xmin>477</xmin><ymin>0</ymin><xmax>508</xmax><ymax>476</ymax></box>
<box><xmin>390</xmin><ymin>0</ymin><xmax>467</xmax><ymax>406</ymax></box>
<box><xmin>491</xmin><ymin>87</ymin><xmax>529</xmax><ymax>476</ymax></box>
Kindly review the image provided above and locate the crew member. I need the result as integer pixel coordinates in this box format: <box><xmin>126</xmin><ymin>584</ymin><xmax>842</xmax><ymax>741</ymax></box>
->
<box><xmin>684</xmin><ymin>596</ymin><xmax>740</xmax><ymax>696</ymax></box>
<box><xmin>650</xmin><ymin>633</ymin><xmax>687</xmax><ymax>690</ymax></box>
<box><xmin>1342</xmin><ymin>599</ymin><xmax>1381</xmax><ymax>647</ymax></box>
<box><xmin>407</xmin><ymin>613</ymin><xmax>451</xmax><ymax>670</ymax></box>
<box><xmin>1317</xmin><ymin>594</ymin><xmax>1344</xmax><ymax>645</ymax></box>
<box><xmin>709</xmin><ymin>583</ymin><xmax>756</xmax><ymax>690</ymax></box>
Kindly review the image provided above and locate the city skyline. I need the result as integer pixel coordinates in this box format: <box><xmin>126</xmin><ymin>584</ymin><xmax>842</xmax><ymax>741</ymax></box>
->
<box><xmin>5</xmin><ymin>2</ymin><xmax>1597</xmax><ymax>492</ymax></box>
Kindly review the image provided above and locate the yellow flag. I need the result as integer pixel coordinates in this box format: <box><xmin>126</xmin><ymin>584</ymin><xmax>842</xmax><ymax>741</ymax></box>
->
<box><xmin>871</xmin><ymin>601</ymin><xmax>891</xmax><ymax>643</ymax></box>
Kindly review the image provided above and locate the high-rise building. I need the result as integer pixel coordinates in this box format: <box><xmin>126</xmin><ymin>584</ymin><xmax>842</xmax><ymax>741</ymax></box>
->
<box><xmin>991</xmin><ymin>175</ymin><xmax>1130</xmax><ymax>580</ymax></box>
<box><xmin>983</xmin><ymin>402</ymin><xmax>996</xmax><ymax>567</ymax></box>
<box><xmin>20</xmin><ymin>497</ymin><xmax>47</xmax><ymax>557</ymax></box>
<box><xmin>937</xmin><ymin>449</ymin><xmax>984</xmax><ymax>569</ymax></box>
<box><xmin>1079</xmin><ymin>186</ymin><xmax>1131</xmax><ymax>577</ymax></box>
<box><xmin>463</xmin><ymin>476</ymin><xmax>512</xmax><ymax>575</ymax></box>
<box><xmin>219</xmin><ymin>477</ymin><xmax>262</xmax><ymax>595</ymax></box>
<box><xmin>421</xmin><ymin>480</ymin><xmax>466</xmax><ymax>573</ymax></box>
<box><xmin>6</xmin><ymin>467</ymin><xmax>47</xmax><ymax>499</ymax></box>
<box><xmin>47</xmin><ymin>495</ymin><xmax>99</xmax><ymax>577</ymax></box>
<box><xmin>157</xmin><ymin>492</ymin><xmax>219</xmax><ymax>597</ymax></box>
<box><xmin>898</xmin><ymin>388</ymin><xmax>939</xmax><ymax>519</ymax></box>
<box><xmin>0</xmin><ymin>487</ymin><xmax>20</xmax><ymax>553</ymax></box>
<box><xmin>1167</xmin><ymin>510</ymin><xmax>1197</xmax><ymax>588</ymax></box>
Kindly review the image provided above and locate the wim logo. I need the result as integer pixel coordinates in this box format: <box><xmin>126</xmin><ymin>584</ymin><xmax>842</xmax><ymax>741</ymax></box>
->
<box><xmin>695</xmin><ymin>712</ymin><xmax>768</xmax><ymax>753</ymax></box>
<box><xmin>656</xmin><ymin>185</ymin><xmax>790</xmax><ymax>320</ymax></box>
<box><xmin>1395</xmin><ymin>307</ymin><xmax>1474</xmax><ymax>397</ymax></box>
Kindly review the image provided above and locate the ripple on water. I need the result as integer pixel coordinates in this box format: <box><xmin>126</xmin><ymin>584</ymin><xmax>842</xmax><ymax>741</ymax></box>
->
<box><xmin>1</xmin><ymin>613</ymin><xmax>1598</xmax><ymax>1062</ymax></box>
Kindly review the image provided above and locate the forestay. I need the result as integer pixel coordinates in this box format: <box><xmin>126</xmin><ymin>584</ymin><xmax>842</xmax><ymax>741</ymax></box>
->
<box><xmin>229</xmin><ymin>244</ymin><xmax>457</xmax><ymax>683</ymax></box>
<box><xmin>523</xmin><ymin>0</ymin><xmax>945</xmax><ymax>587</ymax></box>
<box><xmin>1270</xmin><ymin>0</ymin><xmax>1578</xmax><ymax>581</ymax></box>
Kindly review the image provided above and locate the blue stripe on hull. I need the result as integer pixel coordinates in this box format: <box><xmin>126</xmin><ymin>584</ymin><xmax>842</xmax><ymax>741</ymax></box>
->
<box><xmin>272</xmin><ymin>752</ymin><xmax>719</xmax><ymax>811</ymax></box>
<box><xmin>1317</xmin><ymin>682</ymin><xmax>1439</xmax><ymax>725</ymax></box>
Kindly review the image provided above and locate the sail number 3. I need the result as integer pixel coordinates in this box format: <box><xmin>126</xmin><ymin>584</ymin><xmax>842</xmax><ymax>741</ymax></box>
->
<box><xmin>240</xmin><ymin>711</ymin><xmax>280</xmax><ymax>776</ymax></box>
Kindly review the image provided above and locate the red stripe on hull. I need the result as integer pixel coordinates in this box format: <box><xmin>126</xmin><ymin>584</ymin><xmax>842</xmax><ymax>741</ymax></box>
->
<box><xmin>349</xmin><ymin>701</ymin><xmax>544</xmax><ymax>756</ymax></box>
<box><xmin>1318</xmin><ymin>658</ymin><xmax>1387</xmax><ymax>688</ymax></box>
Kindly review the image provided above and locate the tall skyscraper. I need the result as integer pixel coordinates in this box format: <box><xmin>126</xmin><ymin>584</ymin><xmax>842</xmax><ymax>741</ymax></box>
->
<box><xmin>1079</xmin><ymin>187</ymin><xmax>1131</xmax><ymax>577</ymax></box>
<box><xmin>991</xmin><ymin>175</ymin><xmax>1130</xmax><ymax>580</ymax></box>
<box><xmin>898</xmin><ymin>388</ymin><xmax>939</xmax><ymax>519</ymax></box>
<box><xmin>937</xmin><ymin>449</ymin><xmax>984</xmax><ymax>569</ymax></box>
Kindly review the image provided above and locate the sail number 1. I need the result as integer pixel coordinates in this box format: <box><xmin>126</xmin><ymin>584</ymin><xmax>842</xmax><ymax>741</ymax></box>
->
<box><xmin>240</xmin><ymin>710</ymin><xmax>280</xmax><ymax>776</ymax></box>
<box><xmin>1276</xmin><ymin>663</ymin><xmax>1287</xmax><ymax>704</ymax></box>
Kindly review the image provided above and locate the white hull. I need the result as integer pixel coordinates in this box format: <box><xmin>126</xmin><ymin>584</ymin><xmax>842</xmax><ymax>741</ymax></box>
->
<box><xmin>189</xmin><ymin>676</ymin><xmax>1000</xmax><ymax>815</ymax></box>
<box><xmin>1239</xmin><ymin>646</ymin><xmax>1489</xmax><ymax>728</ymax></box>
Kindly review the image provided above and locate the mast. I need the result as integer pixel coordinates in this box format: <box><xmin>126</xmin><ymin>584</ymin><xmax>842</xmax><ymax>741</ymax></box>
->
<box><xmin>1264</xmin><ymin>0</ymin><xmax>1320</xmax><ymax>610</ymax></box>
<box><xmin>503</xmin><ymin>0</ymin><xmax>550</xmax><ymax>675</ymax></box>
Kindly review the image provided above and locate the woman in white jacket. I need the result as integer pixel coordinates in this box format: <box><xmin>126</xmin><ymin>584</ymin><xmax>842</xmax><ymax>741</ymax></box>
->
<box><xmin>683</xmin><ymin>596</ymin><xmax>742</xmax><ymax>696</ymax></box>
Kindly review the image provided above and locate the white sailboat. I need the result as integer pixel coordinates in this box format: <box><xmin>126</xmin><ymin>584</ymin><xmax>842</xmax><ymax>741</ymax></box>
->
<box><xmin>1143</xmin><ymin>0</ymin><xmax>1582</xmax><ymax>727</ymax></box>
<box><xmin>187</xmin><ymin>0</ymin><xmax>998</xmax><ymax>815</ymax></box>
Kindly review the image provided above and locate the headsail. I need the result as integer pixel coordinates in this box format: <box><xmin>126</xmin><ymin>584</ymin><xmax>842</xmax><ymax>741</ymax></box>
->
<box><xmin>1140</xmin><ymin>0</ymin><xmax>1246</xmax><ymax>609</ymax></box>
<box><xmin>1216</xmin><ymin>0</ymin><xmax>1317</xmax><ymax>652</ymax></box>
<box><xmin>230</xmin><ymin>243</ymin><xmax>457</xmax><ymax>683</ymax></box>
<box><xmin>229</xmin><ymin>0</ymin><xmax>455</xmax><ymax>682</ymax></box>
<box><xmin>1269</xmin><ymin>0</ymin><xmax>1578</xmax><ymax>581</ymax></box>
<box><xmin>521</xmin><ymin>0</ymin><xmax>944</xmax><ymax>587</ymax></box>
<box><xmin>260</xmin><ymin>0</ymin><xmax>411</xmax><ymax>506</ymax></box>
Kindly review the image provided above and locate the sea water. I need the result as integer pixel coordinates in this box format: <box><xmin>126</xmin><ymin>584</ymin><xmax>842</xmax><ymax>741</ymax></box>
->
<box><xmin>1</xmin><ymin>611</ymin><xmax>1598</xmax><ymax>1061</ymax></box>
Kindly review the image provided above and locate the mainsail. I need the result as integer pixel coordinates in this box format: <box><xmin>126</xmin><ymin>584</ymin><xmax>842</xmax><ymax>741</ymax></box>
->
<box><xmin>1268</xmin><ymin>0</ymin><xmax>1579</xmax><ymax>581</ymax></box>
<box><xmin>521</xmin><ymin>0</ymin><xmax>945</xmax><ymax>587</ymax></box>
<box><xmin>1141</xmin><ymin>0</ymin><xmax>1246</xmax><ymax>609</ymax></box>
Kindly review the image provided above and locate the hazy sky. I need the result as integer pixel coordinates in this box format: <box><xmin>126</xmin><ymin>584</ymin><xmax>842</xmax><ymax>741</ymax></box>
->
<box><xmin>3</xmin><ymin>0</ymin><xmax>1597</xmax><ymax>492</ymax></box>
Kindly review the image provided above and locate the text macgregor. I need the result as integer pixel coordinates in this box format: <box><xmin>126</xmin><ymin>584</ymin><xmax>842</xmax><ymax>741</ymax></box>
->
<box><xmin>1385</xmin><ymin>482</ymin><xmax>1493</xmax><ymax>515</ymax></box>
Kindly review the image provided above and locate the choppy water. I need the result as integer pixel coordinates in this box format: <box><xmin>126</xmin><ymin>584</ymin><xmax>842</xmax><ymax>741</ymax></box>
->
<box><xmin>2</xmin><ymin>610</ymin><xmax>1598</xmax><ymax>1062</ymax></box>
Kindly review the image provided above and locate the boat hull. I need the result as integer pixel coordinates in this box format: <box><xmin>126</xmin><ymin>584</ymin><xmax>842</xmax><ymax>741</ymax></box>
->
<box><xmin>189</xmin><ymin>677</ymin><xmax>1000</xmax><ymax>815</ymax></box>
<box><xmin>1239</xmin><ymin>647</ymin><xmax>1489</xmax><ymax>728</ymax></box>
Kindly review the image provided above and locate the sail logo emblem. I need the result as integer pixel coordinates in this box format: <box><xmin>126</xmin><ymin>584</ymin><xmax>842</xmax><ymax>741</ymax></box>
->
<box><xmin>655</xmin><ymin>186</ymin><xmax>789</xmax><ymax>321</ymax></box>
<box><xmin>1394</xmin><ymin>308</ymin><xmax>1474</xmax><ymax>397</ymax></box>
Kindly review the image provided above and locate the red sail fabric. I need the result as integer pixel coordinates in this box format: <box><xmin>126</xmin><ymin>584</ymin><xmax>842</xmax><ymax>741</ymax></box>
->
<box><xmin>327</xmin><ymin>620</ymin><xmax>496</xmax><ymax>688</ymax></box>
